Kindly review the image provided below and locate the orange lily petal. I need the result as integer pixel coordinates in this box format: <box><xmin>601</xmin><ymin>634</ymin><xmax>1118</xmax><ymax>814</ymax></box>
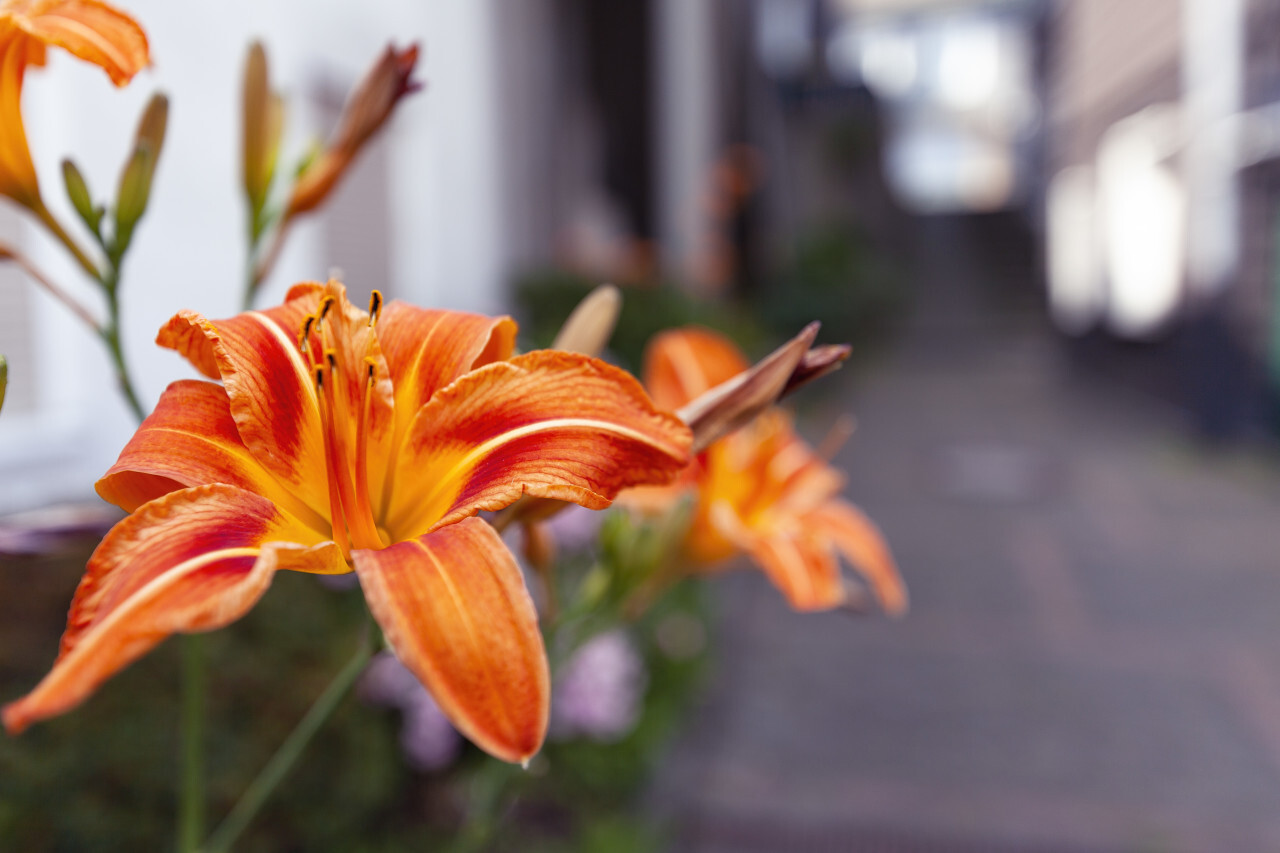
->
<box><xmin>384</xmin><ymin>350</ymin><xmax>691</xmax><ymax>541</ymax></box>
<box><xmin>95</xmin><ymin>379</ymin><xmax>328</xmax><ymax>533</ymax></box>
<box><xmin>746</xmin><ymin>528</ymin><xmax>846</xmax><ymax>611</ymax></box>
<box><xmin>2</xmin><ymin>483</ymin><xmax>341</xmax><ymax>733</ymax></box>
<box><xmin>807</xmin><ymin>499</ymin><xmax>907</xmax><ymax>615</ymax></box>
<box><xmin>643</xmin><ymin>326</ymin><xmax>749</xmax><ymax>411</ymax></box>
<box><xmin>377</xmin><ymin>301</ymin><xmax>515</xmax><ymax>444</ymax></box>
<box><xmin>7</xmin><ymin>0</ymin><xmax>148</xmax><ymax>86</ymax></box>
<box><xmin>0</xmin><ymin>27</ymin><xmax>39</xmax><ymax>204</ymax></box>
<box><xmin>156</xmin><ymin>283</ymin><xmax>331</xmax><ymax>517</ymax></box>
<box><xmin>708</xmin><ymin>499</ymin><xmax>843</xmax><ymax>610</ymax></box>
<box><xmin>353</xmin><ymin>516</ymin><xmax>548</xmax><ymax>764</ymax></box>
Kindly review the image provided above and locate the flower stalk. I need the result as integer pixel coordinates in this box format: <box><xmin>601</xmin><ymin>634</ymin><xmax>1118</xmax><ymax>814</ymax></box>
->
<box><xmin>199</xmin><ymin>621</ymin><xmax>375</xmax><ymax>853</ymax></box>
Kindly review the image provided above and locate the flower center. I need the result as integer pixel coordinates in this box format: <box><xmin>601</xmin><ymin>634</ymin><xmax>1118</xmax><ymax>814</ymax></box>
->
<box><xmin>300</xmin><ymin>291</ymin><xmax>388</xmax><ymax>556</ymax></box>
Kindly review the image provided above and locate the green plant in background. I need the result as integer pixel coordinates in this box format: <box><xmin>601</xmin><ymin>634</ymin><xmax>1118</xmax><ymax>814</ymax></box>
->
<box><xmin>760</xmin><ymin>222</ymin><xmax>906</xmax><ymax>362</ymax></box>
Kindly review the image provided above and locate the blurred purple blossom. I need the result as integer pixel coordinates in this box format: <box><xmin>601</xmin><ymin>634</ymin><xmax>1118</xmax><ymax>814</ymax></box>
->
<box><xmin>360</xmin><ymin>651</ymin><xmax>461</xmax><ymax>771</ymax></box>
<box><xmin>544</xmin><ymin>504</ymin><xmax>605</xmax><ymax>553</ymax></box>
<box><xmin>551</xmin><ymin>630</ymin><xmax>647</xmax><ymax>742</ymax></box>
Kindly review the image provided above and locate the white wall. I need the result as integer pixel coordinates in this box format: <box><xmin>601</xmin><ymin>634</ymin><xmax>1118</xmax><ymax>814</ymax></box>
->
<box><xmin>0</xmin><ymin>0</ymin><xmax>506</xmax><ymax>513</ymax></box>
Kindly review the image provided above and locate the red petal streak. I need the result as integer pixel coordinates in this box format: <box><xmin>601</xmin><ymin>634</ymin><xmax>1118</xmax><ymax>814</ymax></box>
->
<box><xmin>2</xmin><ymin>484</ymin><xmax>339</xmax><ymax>733</ymax></box>
<box><xmin>353</xmin><ymin>516</ymin><xmax>548</xmax><ymax>764</ymax></box>
<box><xmin>385</xmin><ymin>351</ymin><xmax>691</xmax><ymax>541</ymax></box>
<box><xmin>156</xmin><ymin>288</ymin><xmax>330</xmax><ymax>518</ymax></box>
<box><xmin>96</xmin><ymin>379</ymin><xmax>327</xmax><ymax>532</ymax></box>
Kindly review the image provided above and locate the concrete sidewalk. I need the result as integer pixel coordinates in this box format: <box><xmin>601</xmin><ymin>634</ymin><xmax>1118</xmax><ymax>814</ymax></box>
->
<box><xmin>655</xmin><ymin>219</ymin><xmax>1280</xmax><ymax>852</ymax></box>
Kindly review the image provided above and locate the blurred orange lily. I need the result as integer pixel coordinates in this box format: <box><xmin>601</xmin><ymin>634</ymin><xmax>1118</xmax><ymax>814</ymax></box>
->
<box><xmin>639</xmin><ymin>327</ymin><xmax>906</xmax><ymax>614</ymax></box>
<box><xmin>2</xmin><ymin>281</ymin><xmax>691</xmax><ymax>764</ymax></box>
<box><xmin>0</xmin><ymin>0</ymin><xmax>149</xmax><ymax>207</ymax></box>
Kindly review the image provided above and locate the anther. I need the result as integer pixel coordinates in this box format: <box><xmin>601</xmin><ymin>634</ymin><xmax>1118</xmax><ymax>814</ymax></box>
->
<box><xmin>317</xmin><ymin>295</ymin><xmax>335</xmax><ymax>327</ymax></box>
<box><xmin>314</xmin><ymin>364</ymin><xmax>325</xmax><ymax>388</ymax></box>
<box><xmin>368</xmin><ymin>290</ymin><xmax>382</xmax><ymax>326</ymax></box>
<box><xmin>325</xmin><ymin>350</ymin><xmax>338</xmax><ymax>372</ymax></box>
<box><xmin>298</xmin><ymin>314</ymin><xmax>316</xmax><ymax>353</ymax></box>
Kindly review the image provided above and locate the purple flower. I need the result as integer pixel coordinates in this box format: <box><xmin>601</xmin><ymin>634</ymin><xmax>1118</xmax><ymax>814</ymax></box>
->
<box><xmin>551</xmin><ymin>630</ymin><xmax>647</xmax><ymax>742</ymax></box>
<box><xmin>361</xmin><ymin>652</ymin><xmax>462</xmax><ymax>771</ymax></box>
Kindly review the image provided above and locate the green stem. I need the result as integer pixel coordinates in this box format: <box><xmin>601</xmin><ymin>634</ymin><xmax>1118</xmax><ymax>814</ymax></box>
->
<box><xmin>243</xmin><ymin>217</ymin><xmax>291</xmax><ymax>311</ymax></box>
<box><xmin>98</xmin><ymin>269</ymin><xmax>145</xmax><ymax>423</ymax></box>
<box><xmin>33</xmin><ymin>202</ymin><xmax>101</xmax><ymax>282</ymax></box>
<box><xmin>178</xmin><ymin>635</ymin><xmax>206</xmax><ymax>853</ymax></box>
<box><xmin>198</xmin><ymin>623</ymin><xmax>375</xmax><ymax>853</ymax></box>
<box><xmin>449</xmin><ymin>762</ymin><xmax>521</xmax><ymax>853</ymax></box>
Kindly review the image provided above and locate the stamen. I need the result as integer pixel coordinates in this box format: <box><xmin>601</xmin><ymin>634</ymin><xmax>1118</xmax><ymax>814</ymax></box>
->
<box><xmin>352</xmin><ymin>358</ymin><xmax>387</xmax><ymax>548</ymax></box>
<box><xmin>314</xmin><ymin>364</ymin><xmax>351</xmax><ymax>560</ymax></box>
<box><xmin>368</xmin><ymin>290</ymin><xmax>382</xmax><ymax>326</ymax></box>
<box><xmin>318</xmin><ymin>346</ymin><xmax>383</xmax><ymax>551</ymax></box>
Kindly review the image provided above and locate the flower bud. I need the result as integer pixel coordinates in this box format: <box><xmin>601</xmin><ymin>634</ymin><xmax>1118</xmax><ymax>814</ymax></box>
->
<box><xmin>284</xmin><ymin>43</ymin><xmax>421</xmax><ymax>218</ymax></box>
<box><xmin>113</xmin><ymin>93</ymin><xmax>168</xmax><ymax>255</ymax></box>
<box><xmin>242</xmin><ymin>41</ymin><xmax>283</xmax><ymax>227</ymax></box>
<box><xmin>551</xmin><ymin>283</ymin><xmax>621</xmax><ymax>357</ymax></box>
<box><xmin>678</xmin><ymin>322</ymin><xmax>850</xmax><ymax>454</ymax></box>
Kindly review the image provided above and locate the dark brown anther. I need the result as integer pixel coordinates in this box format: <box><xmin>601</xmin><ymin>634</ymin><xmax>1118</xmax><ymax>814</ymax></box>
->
<box><xmin>368</xmin><ymin>290</ymin><xmax>382</xmax><ymax>326</ymax></box>
<box><xmin>298</xmin><ymin>314</ymin><xmax>316</xmax><ymax>353</ymax></box>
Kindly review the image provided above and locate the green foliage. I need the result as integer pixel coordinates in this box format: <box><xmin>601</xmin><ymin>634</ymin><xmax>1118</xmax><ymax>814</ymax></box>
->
<box><xmin>0</xmin><ymin>556</ymin><xmax>405</xmax><ymax>852</ymax></box>
<box><xmin>759</xmin><ymin>222</ymin><xmax>906</xmax><ymax>360</ymax></box>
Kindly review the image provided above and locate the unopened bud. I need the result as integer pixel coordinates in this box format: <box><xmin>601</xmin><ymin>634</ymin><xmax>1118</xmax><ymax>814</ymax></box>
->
<box><xmin>242</xmin><ymin>42</ymin><xmax>284</xmax><ymax>226</ymax></box>
<box><xmin>678</xmin><ymin>322</ymin><xmax>849</xmax><ymax>455</ymax></box>
<box><xmin>0</xmin><ymin>354</ymin><xmax>7</xmax><ymax>415</ymax></box>
<box><xmin>61</xmin><ymin>160</ymin><xmax>101</xmax><ymax>234</ymax></box>
<box><xmin>784</xmin><ymin>343</ymin><xmax>853</xmax><ymax>397</ymax></box>
<box><xmin>114</xmin><ymin>93</ymin><xmax>169</xmax><ymax>255</ymax></box>
<box><xmin>285</xmin><ymin>43</ymin><xmax>421</xmax><ymax>217</ymax></box>
<box><xmin>552</xmin><ymin>284</ymin><xmax>622</xmax><ymax>357</ymax></box>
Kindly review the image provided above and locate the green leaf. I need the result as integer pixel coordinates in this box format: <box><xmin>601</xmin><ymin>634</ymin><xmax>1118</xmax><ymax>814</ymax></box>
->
<box><xmin>0</xmin><ymin>354</ymin><xmax>8</xmax><ymax>415</ymax></box>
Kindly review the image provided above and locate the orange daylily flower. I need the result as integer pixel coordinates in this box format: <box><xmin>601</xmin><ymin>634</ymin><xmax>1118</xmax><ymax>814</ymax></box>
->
<box><xmin>0</xmin><ymin>0</ymin><xmax>149</xmax><ymax>207</ymax></box>
<box><xmin>2</xmin><ymin>281</ymin><xmax>691</xmax><ymax>764</ymax></box>
<box><xmin>638</xmin><ymin>326</ymin><xmax>906</xmax><ymax>614</ymax></box>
